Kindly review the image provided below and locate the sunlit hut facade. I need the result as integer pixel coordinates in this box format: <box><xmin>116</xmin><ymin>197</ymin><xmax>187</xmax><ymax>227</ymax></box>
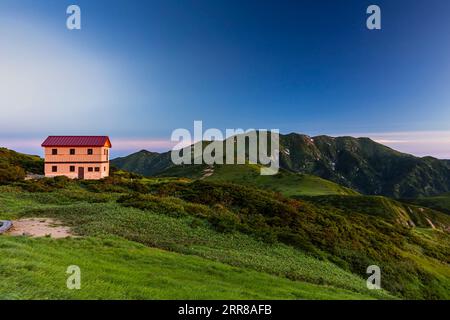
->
<box><xmin>41</xmin><ymin>136</ymin><xmax>112</xmax><ymax>180</ymax></box>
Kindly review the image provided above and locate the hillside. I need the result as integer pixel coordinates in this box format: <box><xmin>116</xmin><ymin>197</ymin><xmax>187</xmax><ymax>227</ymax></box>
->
<box><xmin>0</xmin><ymin>148</ymin><xmax>43</xmax><ymax>184</ymax></box>
<box><xmin>298</xmin><ymin>194</ymin><xmax>450</xmax><ymax>229</ymax></box>
<box><xmin>112</xmin><ymin>132</ymin><xmax>450</xmax><ymax>198</ymax></box>
<box><xmin>156</xmin><ymin>163</ymin><xmax>358</xmax><ymax>197</ymax></box>
<box><xmin>0</xmin><ymin>181</ymin><xmax>392</xmax><ymax>300</ymax></box>
<box><xmin>193</xmin><ymin>164</ymin><xmax>357</xmax><ymax>196</ymax></box>
<box><xmin>1</xmin><ymin>146</ymin><xmax>450</xmax><ymax>299</ymax></box>
<box><xmin>112</xmin><ymin>150</ymin><xmax>172</xmax><ymax>176</ymax></box>
<box><xmin>280</xmin><ymin>134</ymin><xmax>450</xmax><ymax>198</ymax></box>
<box><xmin>405</xmin><ymin>193</ymin><xmax>450</xmax><ymax>216</ymax></box>
<box><xmin>2</xmin><ymin>236</ymin><xmax>374</xmax><ymax>300</ymax></box>
<box><xmin>1</xmin><ymin>176</ymin><xmax>448</xmax><ymax>299</ymax></box>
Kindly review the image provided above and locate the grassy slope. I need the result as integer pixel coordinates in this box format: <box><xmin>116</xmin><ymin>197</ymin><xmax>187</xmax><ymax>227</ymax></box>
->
<box><xmin>145</xmin><ymin>180</ymin><xmax>449</xmax><ymax>299</ymax></box>
<box><xmin>3</xmin><ymin>176</ymin><xmax>449</xmax><ymax>299</ymax></box>
<box><xmin>2</xmin><ymin>145</ymin><xmax>449</xmax><ymax>300</ymax></box>
<box><xmin>1</xmin><ymin>176</ymin><xmax>449</xmax><ymax>299</ymax></box>
<box><xmin>298</xmin><ymin>194</ymin><xmax>450</xmax><ymax>299</ymax></box>
<box><xmin>0</xmin><ymin>148</ymin><xmax>43</xmax><ymax>174</ymax></box>
<box><xmin>0</xmin><ymin>236</ymin><xmax>374</xmax><ymax>300</ymax></box>
<box><xmin>0</xmin><ymin>186</ymin><xmax>390</xmax><ymax>300</ymax></box>
<box><xmin>405</xmin><ymin>193</ymin><xmax>450</xmax><ymax>215</ymax></box>
<box><xmin>299</xmin><ymin>195</ymin><xmax>450</xmax><ymax>229</ymax></box>
<box><xmin>204</xmin><ymin>165</ymin><xmax>358</xmax><ymax>196</ymax></box>
<box><xmin>112</xmin><ymin>150</ymin><xmax>173</xmax><ymax>177</ymax></box>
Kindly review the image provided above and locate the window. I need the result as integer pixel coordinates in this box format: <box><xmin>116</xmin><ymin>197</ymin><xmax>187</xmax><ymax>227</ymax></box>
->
<box><xmin>52</xmin><ymin>149</ymin><xmax>58</xmax><ymax>155</ymax></box>
<box><xmin>52</xmin><ymin>166</ymin><xmax>57</xmax><ymax>172</ymax></box>
<box><xmin>104</xmin><ymin>166</ymin><xmax>106</xmax><ymax>172</ymax></box>
<box><xmin>70</xmin><ymin>166</ymin><xmax>75</xmax><ymax>172</ymax></box>
<box><xmin>95</xmin><ymin>167</ymin><xmax>100</xmax><ymax>172</ymax></box>
<box><xmin>87</xmin><ymin>149</ymin><xmax>93</xmax><ymax>155</ymax></box>
<box><xmin>70</xmin><ymin>149</ymin><xmax>75</xmax><ymax>155</ymax></box>
<box><xmin>88</xmin><ymin>167</ymin><xmax>93</xmax><ymax>172</ymax></box>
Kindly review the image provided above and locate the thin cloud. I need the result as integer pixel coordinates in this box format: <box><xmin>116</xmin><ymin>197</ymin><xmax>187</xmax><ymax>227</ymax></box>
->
<box><xmin>341</xmin><ymin>131</ymin><xmax>450</xmax><ymax>159</ymax></box>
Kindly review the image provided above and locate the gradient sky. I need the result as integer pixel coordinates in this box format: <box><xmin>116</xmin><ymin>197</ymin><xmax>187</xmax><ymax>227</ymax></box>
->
<box><xmin>1</xmin><ymin>0</ymin><xmax>450</xmax><ymax>157</ymax></box>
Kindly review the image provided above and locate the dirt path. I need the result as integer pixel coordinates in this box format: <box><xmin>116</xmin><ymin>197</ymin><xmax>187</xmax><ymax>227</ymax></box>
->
<box><xmin>202</xmin><ymin>166</ymin><xmax>215</xmax><ymax>179</ymax></box>
<box><xmin>8</xmin><ymin>218</ymin><xmax>73</xmax><ymax>239</ymax></box>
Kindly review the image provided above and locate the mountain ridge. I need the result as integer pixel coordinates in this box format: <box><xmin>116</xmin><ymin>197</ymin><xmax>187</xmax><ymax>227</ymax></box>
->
<box><xmin>112</xmin><ymin>132</ymin><xmax>450</xmax><ymax>198</ymax></box>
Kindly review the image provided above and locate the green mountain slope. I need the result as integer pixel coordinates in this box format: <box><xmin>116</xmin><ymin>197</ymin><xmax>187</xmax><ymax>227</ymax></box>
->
<box><xmin>405</xmin><ymin>193</ymin><xmax>450</xmax><ymax>216</ymax></box>
<box><xmin>298</xmin><ymin>194</ymin><xmax>450</xmax><ymax>229</ymax></box>
<box><xmin>203</xmin><ymin>164</ymin><xmax>358</xmax><ymax>196</ymax></box>
<box><xmin>112</xmin><ymin>132</ymin><xmax>450</xmax><ymax>198</ymax></box>
<box><xmin>0</xmin><ymin>185</ymin><xmax>391</xmax><ymax>300</ymax></box>
<box><xmin>280</xmin><ymin>134</ymin><xmax>450</xmax><ymax>198</ymax></box>
<box><xmin>1</xmin><ymin>169</ymin><xmax>449</xmax><ymax>299</ymax></box>
<box><xmin>111</xmin><ymin>150</ymin><xmax>172</xmax><ymax>176</ymax></box>
<box><xmin>2</xmin><ymin>146</ymin><xmax>450</xmax><ymax>299</ymax></box>
<box><xmin>0</xmin><ymin>148</ymin><xmax>43</xmax><ymax>184</ymax></box>
<box><xmin>157</xmin><ymin>163</ymin><xmax>358</xmax><ymax>197</ymax></box>
<box><xmin>0</xmin><ymin>148</ymin><xmax>43</xmax><ymax>173</ymax></box>
<box><xmin>117</xmin><ymin>180</ymin><xmax>450</xmax><ymax>299</ymax></box>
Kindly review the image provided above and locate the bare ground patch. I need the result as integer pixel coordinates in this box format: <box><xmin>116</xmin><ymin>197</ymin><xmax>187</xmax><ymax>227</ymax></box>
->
<box><xmin>8</xmin><ymin>218</ymin><xmax>74</xmax><ymax>239</ymax></box>
<box><xmin>201</xmin><ymin>166</ymin><xmax>215</xmax><ymax>179</ymax></box>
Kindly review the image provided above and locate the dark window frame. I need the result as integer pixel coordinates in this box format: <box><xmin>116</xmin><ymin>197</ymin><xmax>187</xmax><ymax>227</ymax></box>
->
<box><xmin>52</xmin><ymin>166</ymin><xmax>58</xmax><ymax>172</ymax></box>
<box><xmin>88</xmin><ymin>167</ymin><xmax>93</xmax><ymax>172</ymax></box>
<box><xmin>87</xmin><ymin>149</ymin><xmax>93</xmax><ymax>155</ymax></box>
<box><xmin>95</xmin><ymin>167</ymin><xmax>100</xmax><ymax>172</ymax></box>
<box><xmin>70</xmin><ymin>149</ymin><xmax>76</xmax><ymax>155</ymax></box>
<box><xmin>52</xmin><ymin>149</ymin><xmax>58</xmax><ymax>155</ymax></box>
<box><xmin>70</xmin><ymin>166</ymin><xmax>75</xmax><ymax>172</ymax></box>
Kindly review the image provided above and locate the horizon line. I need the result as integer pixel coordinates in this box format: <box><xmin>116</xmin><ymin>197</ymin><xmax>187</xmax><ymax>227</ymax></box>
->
<box><xmin>1</xmin><ymin>129</ymin><xmax>450</xmax><ymax>160</ymax></box>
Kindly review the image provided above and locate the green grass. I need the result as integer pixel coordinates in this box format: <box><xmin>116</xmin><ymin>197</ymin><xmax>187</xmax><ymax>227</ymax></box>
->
<box><xmin>137</xmin><ymin>180</ymin><xmax>450</xmax><ymax>299</ymax></box>
<box><xmin>2</xmin><ymin>144</ymin><xmax>450</xmax><ymax>301</ymax></box>
<box><xmin>299</xmin><ymin>195</ymin><xmax>450</xmax><ymax>229</ymax></box>
<box><xmin>406</xmin><ymin>193</ymin><xmax>450</xmax><ymax>215</ymax></box>
<box><xmin>1</xmin><ymin>178</ymin><xmax>449</xmax><ymax>300</ymax></box>
<box><xmin>0</xmin><ymin>187</ymin><xmax>392</xmax><ymax>300</ymax></box>
<box><xmin>204</xmin><ymin>164</ymin><xmax>358</xmax><ymax>196</ymax></box>
<box><xmin>0</xmin><ymin>236</ymin><xmax>376</xmax><ymax>300</ymax></box>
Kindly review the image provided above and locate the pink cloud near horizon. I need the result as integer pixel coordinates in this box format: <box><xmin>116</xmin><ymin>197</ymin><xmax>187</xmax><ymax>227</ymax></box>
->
<box><xmin>344</xmin><ymin>131</ymin><xmax>450</xmax><ymax>159</ymax></box>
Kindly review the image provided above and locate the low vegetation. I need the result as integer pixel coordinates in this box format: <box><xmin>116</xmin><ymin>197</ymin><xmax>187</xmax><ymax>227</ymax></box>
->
<box><xmin>2</xmin><ymin>235</ymin><xmax>378</xmax><ymax>300</ymax></box>
<box><xmin>0</xmin><ymin>185</ymin><xmax>389</xmax><ymax>300</ymax></box>
<box><xmin>1</xmin><ymin>173</ymin><xmax>449</xmax><ymax>299</ymax></box>
<box><xmin>405</xmin><ymin>193</ymin><xmax>450</xmax><ymax>215</ymax></box>
<box><xmin>203</xmin><ymin>165</ymin><xmax>358</xmax><ymax>196</ymax></box>
<box><xmin>0</xmin><ymin>148</ymin><xmax>43</xmax><ymax>184</ymax></box>
<box><xmin>1</xmin><ymin>148</ymin><xmax>449</xmax><ymax>300</ymax></box>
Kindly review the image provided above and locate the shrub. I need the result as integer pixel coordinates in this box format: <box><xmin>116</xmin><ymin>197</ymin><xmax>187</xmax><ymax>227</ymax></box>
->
<box><xmin>15</xmin><ymin>176</ymin><xmax>71</xmax><ymax>192</ymax></box>
<box><xmin>0</xmin><ymin>164</ymin><xmax>25</xmax><ymax>184</ymax></box>
<box><xmin>122</xmin><ymin>180</ymin><xmax>450</xmax><ymax>299</ymax></box>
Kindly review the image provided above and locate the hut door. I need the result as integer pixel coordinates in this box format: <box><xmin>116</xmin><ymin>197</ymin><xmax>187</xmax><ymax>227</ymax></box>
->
<box><xmin>78</xmin><ymin>167</ymin><xmax>85</xmax><ymax>179</ymax></box>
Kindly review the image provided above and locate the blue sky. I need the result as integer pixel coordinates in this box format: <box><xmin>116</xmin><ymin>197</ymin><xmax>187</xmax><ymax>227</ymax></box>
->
<box><xmin>1</xmin><ymin>0</ymin><xmax>450</xmax><ymax>157</ymax></box>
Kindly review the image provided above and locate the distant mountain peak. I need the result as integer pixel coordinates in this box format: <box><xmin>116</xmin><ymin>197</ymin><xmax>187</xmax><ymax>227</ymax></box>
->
<box><xmin>137</xmin><ymin>149</ymin><xmax>159</xmax><ymax>155</ymax></box>
<box><xmin>111</xmin><ymin>132</ymin><xmax>450</xmax><ymax>198</ymax></box>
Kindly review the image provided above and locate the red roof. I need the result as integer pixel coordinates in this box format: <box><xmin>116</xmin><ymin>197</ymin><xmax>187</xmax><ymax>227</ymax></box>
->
<box><xmin>41</xmin><ymin>136</ymin><xmax>112</xmax><ymax>147</ymax></box>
